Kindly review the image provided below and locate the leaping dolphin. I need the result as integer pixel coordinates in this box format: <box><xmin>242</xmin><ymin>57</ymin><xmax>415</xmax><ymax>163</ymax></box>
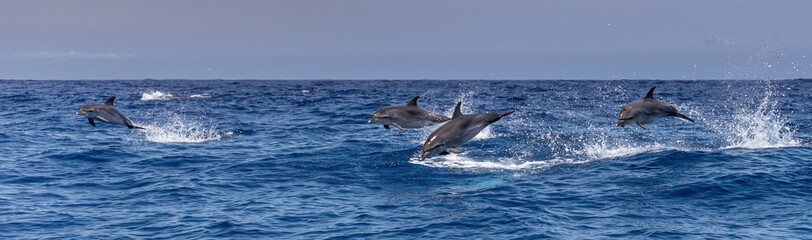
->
<box><xmin>420</xmin><ymin>102</ymin><xmax>515</xmax><ymax>160</ymax></box>
<box><xmin>76</xmin><ymin>96</ymin><xmax>145</xmax><ymax>129</ymax></box>
<box><xmin>616</xmin><ymin>87</ymin><xmax>694</xmax><ymax>130</ymax></box>
<box><xmin>368</xmin><ymin>96</ymin><xmax>451</xmax><ymax>131</ymax></box>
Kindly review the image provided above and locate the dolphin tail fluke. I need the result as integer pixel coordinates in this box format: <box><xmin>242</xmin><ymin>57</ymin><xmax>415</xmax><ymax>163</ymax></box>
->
<box><xmin>128</xmin><ymin>124</ymin><xmax>146</xmax><ymax>130</ymax></box>
<box><xmin>673</xmin><ymin>113</ymin><xmax>695</xmax><ymax>123</ymax></box>
<box><xmin>500</xmin><ymin>110</ymin><xmax>516</xmax><ymax>118</ymax></box>
<box><xmin>489</xmin><ymin>110</ymin><xmax>516</xmax><ymax>123</ymax></box>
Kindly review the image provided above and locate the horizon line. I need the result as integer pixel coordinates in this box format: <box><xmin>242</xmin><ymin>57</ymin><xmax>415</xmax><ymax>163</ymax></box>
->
<box><xmin>1</xmin><ymin>78</ymin><xmax>810</xmax><ymax>81</ymax></box>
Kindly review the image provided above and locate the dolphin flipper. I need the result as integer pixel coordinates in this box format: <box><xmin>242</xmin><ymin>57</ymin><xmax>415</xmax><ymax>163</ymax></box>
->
<box><xmin>447</xmin><ymin>148</ymin><xmax>464</xmax><ymax>153</ymax></box>
<box><xmin>88</xmin><ymin>118</ymin><xmax>96</xmax><ymax>127</ymax></box>
<box><xmin>391</xmin><ymin>123</ymin><xmax>407</xmax><ymax>132</ymax></box>
<box><xmin>637</xmin><ymin>123</ymin><xmax>650</xmax><ymax>130</ymax></box>
<box><xmin>383</xmin><ymin>125</ymin><xmax>390</xmax><ymax>129</ymax></box>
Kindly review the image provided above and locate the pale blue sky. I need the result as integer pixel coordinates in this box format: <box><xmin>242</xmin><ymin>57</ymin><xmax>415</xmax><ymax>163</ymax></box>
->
<box><xmin>0</xmin><ymin>0</ymin><xmax>810</xmax><ymax>80</ymax></box>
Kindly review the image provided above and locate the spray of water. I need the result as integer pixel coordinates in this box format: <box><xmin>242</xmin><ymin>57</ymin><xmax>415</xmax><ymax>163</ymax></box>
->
<box><xmin>131</xmin><ymin>112</ymin><xmax>231</xmax><ymax>143</ymax></box>
<box><xmin>719</xmin><ymin>86</ymin><xmax>801</xmax><ymax>149</ymax></box>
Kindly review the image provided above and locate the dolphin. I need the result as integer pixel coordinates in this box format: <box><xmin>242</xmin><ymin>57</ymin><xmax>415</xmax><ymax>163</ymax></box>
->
<box><xmin>368</xmin><ymin>96</ymin><xmax>451</xmax><ymax>131</ymax></box>
<box><xmin>616</xmin><ymin>87</ymin><xmax>694</xmax><ymax>130</ymax></box>
<box><xmin>76</xmin><ymin>96</ymin><xmax>145</xmax><ymax>129</ymax></box>
<box><xmin>420</xmin><ymin>102</ymin><xmax>515</xmax><ymax>160</ymax></box>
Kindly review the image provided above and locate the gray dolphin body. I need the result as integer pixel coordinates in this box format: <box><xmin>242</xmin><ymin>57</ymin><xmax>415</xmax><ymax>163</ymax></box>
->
<box><xmin>368</xmin><ymin>96</ymin><xmax>451</xmax><ymax>131</ymax></box>
<box><xmin>420</xmin><ymin>102</ymin><xmax>515</xmax><ymax>160</ymax></box>
<box><xmin>76</xmin><ymin>96</ymin><xmax>145</xmax><ymax>129</ymax></box>
<box><xmin>616</xmin><ymin>87</ymin><xmax>694</xmax><ymax>130</ymax></box>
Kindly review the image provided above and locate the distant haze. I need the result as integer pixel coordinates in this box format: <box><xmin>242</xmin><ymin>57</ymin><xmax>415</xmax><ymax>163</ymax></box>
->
<box><xmin>1</xmin><ymin>0</ymin><xmax>810</xmax><ymax>80</ymax></box>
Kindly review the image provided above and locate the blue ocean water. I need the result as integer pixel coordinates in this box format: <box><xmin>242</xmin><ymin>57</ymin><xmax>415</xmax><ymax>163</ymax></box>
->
<box><xmin>0</xmin><ymin>79</ymin><xmax>810</xmax><ymax>239</ymax></box>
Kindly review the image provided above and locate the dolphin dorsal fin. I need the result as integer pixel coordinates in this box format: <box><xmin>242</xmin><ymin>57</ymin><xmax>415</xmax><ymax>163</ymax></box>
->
<box><xmin>105</xmin><ymin>96</ymin><xmax>116</xmax><ymax>106</ymax></box>
<box><xmin>452</xmin><ymin>102</ymin><xmax>463</xmax><ymax>119</ymax></box>
<box><xmin>644</xmin><ymin>87</ymin><xmax>656</xmax><ymax>99</ymax></box>
<box><xmin>407</xmin><ymin>96</ymin><xmax>419</xmax><ymax>107</ymax></box>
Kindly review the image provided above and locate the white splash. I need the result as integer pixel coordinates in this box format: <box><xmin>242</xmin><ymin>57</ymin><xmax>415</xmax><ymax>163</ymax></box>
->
<box><xmin>136</xmin><ymin>115</ymin><xmax>231</xmax><ymax>143</ymax></box>
<box><xmin>141</xmin><ymin>91</ymin><xmax>174</xmax><ymax>101</ymax></box>
<box><xmin>721</xmin><ymin>94</ymin><xmax>801</xmax><ymax>149</ymax></box>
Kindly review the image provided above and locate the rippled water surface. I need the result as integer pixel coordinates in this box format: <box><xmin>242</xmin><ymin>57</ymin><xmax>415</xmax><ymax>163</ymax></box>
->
<box><xmin>0</xmin><ymin>80</ymin><xmax>810</xmax><ymax>239</ymax></box>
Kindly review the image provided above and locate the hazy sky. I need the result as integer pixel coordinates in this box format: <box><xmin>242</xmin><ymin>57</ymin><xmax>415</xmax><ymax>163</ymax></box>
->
<box><xmin>1</xmin><ymin>0</ymin><xmax>810</xmax><ymax>80</ymax></box>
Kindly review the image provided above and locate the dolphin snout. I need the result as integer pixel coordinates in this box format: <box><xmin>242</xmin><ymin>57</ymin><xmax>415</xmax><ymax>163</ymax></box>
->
<box><xmin>368</xmin><ymin>119</ymin><xmax>375</xmax><ymax>123</ymax></box>
<box><xmin>420</xmin><ymin>151</ymin><xmax>431</xmax><ymax>161</ymax></box>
